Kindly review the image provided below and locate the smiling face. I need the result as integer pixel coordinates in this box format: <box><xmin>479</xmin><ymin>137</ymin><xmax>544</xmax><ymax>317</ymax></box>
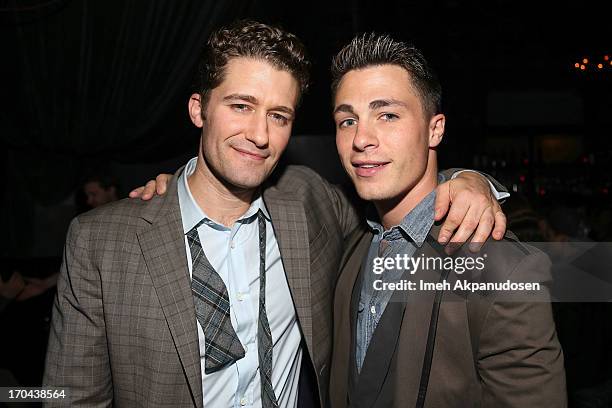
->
<box><xmin>334</xmin><ymin>64</ymin><xmax>445</xmax><ymax>205</ymax></box>
<box><xmin>189</xmin><ymin>57</ymin><xmax>299</xmax><ymax>191</ymax></box>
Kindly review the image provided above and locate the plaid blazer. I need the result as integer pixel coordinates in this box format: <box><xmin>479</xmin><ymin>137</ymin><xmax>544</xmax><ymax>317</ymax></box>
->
<box><xmin>43</xmin><ymin>165</ymin><xmax>360</xmax><ymax>407</ymax></box>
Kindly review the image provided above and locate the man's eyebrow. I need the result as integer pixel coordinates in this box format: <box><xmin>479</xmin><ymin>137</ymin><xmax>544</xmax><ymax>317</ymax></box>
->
<box><xmin>271</xmin><ymin>105</ymin><xmax>295</xmax><ymax>117</ymax></box>
<box><xmin>369</xmin><ymin>99</ymin><xmax>407</xmax><ymax>110</ymax></box>
<box><xmin>223</xmin><ymin>94</ymin><xmax>294</xmax><ymax>117</ymax></box>
<box><xmin>223</xmin><ymin>94</ymin><xmax>258</xmax><ymax>104</ymax></box>
<box><xmin>333</xmin><ymin>104</ymin><xmax>355</xmax><ymax>115</ymax></box>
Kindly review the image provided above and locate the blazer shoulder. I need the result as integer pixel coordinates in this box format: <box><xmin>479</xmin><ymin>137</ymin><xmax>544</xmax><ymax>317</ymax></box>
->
<box><xmin>270</xmin><ymin>165</ymin><xmax>332</xmax><ymax>194</ymax></box>
<box><xmin>501</xmin><ymin>229</ymin><xmax>548</xmax><ymax>259</ymax></box>
<box><xmin>481</xmin><ymin>229</ymin><xmax>543</xmax><ymax>259</ymax></box>
<box><xmin>475</xmin><ymin>230</ymin><xmax>551</xmax><ymax>287</ymax></box>
<box><xmin>73</xmin><ymin>196</ymin><xmax>158</xmax><ymax>235</ymax></box>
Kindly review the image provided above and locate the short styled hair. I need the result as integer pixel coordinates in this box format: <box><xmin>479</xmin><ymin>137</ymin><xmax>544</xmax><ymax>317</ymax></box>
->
<box><xmin>195</xmin><ymin>20</ymin><xmax>310</xmax><ymax>107</ymax></box>
<box><xmin>331</xmin><ymin>33</ymin><xmax>442</xmax><ymax>117</ymax></box>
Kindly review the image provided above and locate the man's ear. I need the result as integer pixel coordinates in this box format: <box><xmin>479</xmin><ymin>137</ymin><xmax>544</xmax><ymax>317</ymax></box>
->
<box><xmin>189</xmin><ymin>93</ymin><xmax>204</xmax><ymax>128</ymax></box>
<box><xmin>428</xmin><ymin>113</ymin><xmax>445</xmax><ymax>148</ymax></box>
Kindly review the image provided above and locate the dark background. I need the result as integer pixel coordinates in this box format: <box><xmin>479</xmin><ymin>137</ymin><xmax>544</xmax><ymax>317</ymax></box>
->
<box><xmin>0</xmin><ymin>0</ymin><xmax>612</xmax><ymax>257</ymax></box>
<box><xmin>1</xmin><ymin>0</ymin><xmax>611</xmax><ymax>404</ymax></box>
<box><xmin>1</xmin><ymin>0</ymin><xmax>610</xmax><ymax>257</ymax></box>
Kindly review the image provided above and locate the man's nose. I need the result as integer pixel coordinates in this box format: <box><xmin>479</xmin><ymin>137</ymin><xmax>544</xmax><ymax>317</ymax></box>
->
<box><xmin>245</xmin><ymin>113</ymin><xmax>269</xmax><ymax>148</ymax></box>
<box><xmin>352</xmin><ymin>123</ymin><xmax>378</xmax><ymax>151</ymax></box>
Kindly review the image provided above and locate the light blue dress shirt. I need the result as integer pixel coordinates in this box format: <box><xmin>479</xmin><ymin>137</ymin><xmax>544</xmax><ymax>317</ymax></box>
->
<box><xmin>177</xmin><ymin>157</ymin><xmax>302</xmax><ymax>408</ymax></box>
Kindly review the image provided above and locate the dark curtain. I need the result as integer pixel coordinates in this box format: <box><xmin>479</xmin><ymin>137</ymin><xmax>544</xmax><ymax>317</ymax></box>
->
<box><xmin>0</xmin><ymin>0</ymin><xmax>251</xmax><ymax>256</ymax></box>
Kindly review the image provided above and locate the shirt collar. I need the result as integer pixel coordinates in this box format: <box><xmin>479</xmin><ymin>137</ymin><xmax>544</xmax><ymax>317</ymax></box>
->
<box><xmin>177</xmin><ymin>157</ymin><xmax>271</xmax><ymax>234</ymax></box>
<box><xmin>366</xmin><ymin>189</ymin><xmax>436</xmax><ymax>248</ymax></box>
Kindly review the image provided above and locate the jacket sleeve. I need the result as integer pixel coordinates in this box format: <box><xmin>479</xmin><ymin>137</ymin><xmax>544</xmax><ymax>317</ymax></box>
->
<box><xmin>477</xmin><ymin>251</ymin><xmax>567</xmax><ymax>407</ymax></box>
<box><xmin>43</xmin><ymin>217</ymin><xmax>113</xmax><ymax>407</ymax></box>
<box><xmin>440</xmin><ymin>168</ymin><xmax>509</xmax><ymax>196</ymax></box>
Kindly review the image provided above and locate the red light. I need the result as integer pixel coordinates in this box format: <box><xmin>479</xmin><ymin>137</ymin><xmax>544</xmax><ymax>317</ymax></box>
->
<box><xmin>605</xmin><ymin>55</ymin><xmax>610</xmax><ymax>61</ymax></box>
<box><xmin>574</xmin><ymin>62</ymin><xmax>580</xmax><ymax>68</ymax></box>
<box><xmin>539</xmin><ymin>188</ymin><xmax>546</xmax><ymax>196</ymax></box>
<box><xmin>522</xmin><ymin>158</ymin><xmax>529</xmax><ymax>165</ymax></box>
<box><xmin>583</xmin><ymin>58</ymin><xmax>589</xmax><ymax>64</ymax></box>
<box><xmin>580</xmin><ymin>64</ymin><xmax>586</xmax><ymax>70</ymax></box>
<box><xmin>519</xmin><ymin>175</ymin><xmax>526</xmax><ymax>183</ymax></box>
<box><xmin>603</xmin><ymin>188</ymin><xmax>609</xmax><ymax>194</ymax></box>
<box><xmin>598</xmin><ymin>63</ymin><xmax>603</xmax><ymax>69</ymax></box>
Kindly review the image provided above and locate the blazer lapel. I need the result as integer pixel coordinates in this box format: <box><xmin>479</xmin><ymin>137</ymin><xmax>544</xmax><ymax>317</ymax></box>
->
<box><xmin>137</xmin><ymin>169</ymin><xmax>203</xmax><ymax>408</ymax></box>
<box><xmin>346</xmin><ymin>230</ymin><xmax>373</xmax><ymax>351</ymax></box>
<box><xmin>348</xmin><ymin>231</ymin><xmax>372</xmax><ymax>399</ymax></box>
<box><xmin>392</xmin><ymin>227</ymin><xmax>447</xmax><ymax>407</ymax></box>
<box><xmin>329</xmin><ymin>229</ymin><xmax>372</xmax><ymax>408</ymax></box>
<box><xmin>263</xmin><ymin>187</ymin><xmax>313</xmax><ymax>352</ymax></box>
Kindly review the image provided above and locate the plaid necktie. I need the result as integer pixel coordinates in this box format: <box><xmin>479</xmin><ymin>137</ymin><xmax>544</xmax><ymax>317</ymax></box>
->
<box><xmin>187</xmin><ymin>212</ymin><xmax>278</xmax><ymax>407</ymax></box>
<box><xmin>187</xmin><ymin>220</ymin><xmax>245</xmax><ymax>373</ymax></box>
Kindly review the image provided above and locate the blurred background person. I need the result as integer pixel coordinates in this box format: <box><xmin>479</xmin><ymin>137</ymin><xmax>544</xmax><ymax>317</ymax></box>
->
<box><xmin>80</xmin><ymin>172</ymin><xmax>121</xmax><ymax>211</ymax></box>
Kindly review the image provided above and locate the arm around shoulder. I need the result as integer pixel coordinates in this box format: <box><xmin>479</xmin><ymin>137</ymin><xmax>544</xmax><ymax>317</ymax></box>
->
<box><xmin>441</xmin><ymin>168</ymin><xmax>509</xmax><ymax>195</ymax></box>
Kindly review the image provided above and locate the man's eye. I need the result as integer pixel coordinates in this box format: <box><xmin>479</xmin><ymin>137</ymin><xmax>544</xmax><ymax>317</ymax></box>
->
<box><xmin>269</xmin><ymin>113</ymin><xmax>289</xmax><ymax>126</ymax></box>
<box><xmin>380</xmin><ymin>113</ymin><xmax>399</xmax><ymax>121</ymax></box>
<box><xmin>232</xmin><ymin>104</ymin><xmax>250</xmax><ymax>112</ymax></box>
<box><xmin>339</xmin><ymin>118</ymin><xmax>357</xmax><ymax>128</ymax></box>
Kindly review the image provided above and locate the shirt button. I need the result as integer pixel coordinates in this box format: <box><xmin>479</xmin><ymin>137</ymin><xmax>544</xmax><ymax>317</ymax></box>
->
<box><xmin>230</xmin><ymin>241</ymin><xmax>235</xmax><ymax>249</ymax></box>
<box><xmin>370</xmin><ymin>305</ymin><xmax>376</xmax><ymax>314</ymax></box>
<box><xmin>237</xmin><ymin>292</ymin><xmax>244</xmax><ymax>301</ymax></box>
<box><xmin>240</xmin><ymin>397</ymin><xmax>247</xmax><ymax>406</ymax></box>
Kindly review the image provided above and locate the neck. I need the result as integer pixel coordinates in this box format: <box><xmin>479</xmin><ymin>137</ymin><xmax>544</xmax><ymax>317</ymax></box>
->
<box><xmin>375</xmin><ymin>158</ymin><xmax>438</xmax><ymax>230</ymax></box>
<box><xmin>188</xmin><ymin>155</ymin><xmax>256</xmax><ymax>227</ymax></box>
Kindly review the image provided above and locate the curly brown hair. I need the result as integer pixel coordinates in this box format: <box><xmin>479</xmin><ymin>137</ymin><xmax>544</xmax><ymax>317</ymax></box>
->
<box><xmin>195</xmin><ymin>20</ymin><xmax>310</xmax><ymax>108</ymax></box>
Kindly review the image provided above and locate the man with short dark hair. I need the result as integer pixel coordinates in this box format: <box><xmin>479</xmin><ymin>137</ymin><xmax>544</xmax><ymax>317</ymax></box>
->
<box><xmin>44</xmin><ymin>21</ymin><xmax>507</xmax><ymax>407</ymax></box>
<box><xmin>82</xmin><ymin>173</ymin><xmax>120</xmax><ymax>209</ymax></box>
<box><xmin>329</xmin><ymin>33</ymin><xmax>566</xmax><ymax>407</ymax></box>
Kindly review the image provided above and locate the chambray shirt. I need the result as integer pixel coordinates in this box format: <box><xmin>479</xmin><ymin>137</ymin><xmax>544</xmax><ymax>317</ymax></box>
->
<box><xmin>178</xmin><ymin>157</ymin><xmax>302</xmax><ymax>408</ymax></box>
<box><xmin>355</xmin><ymin>172</ymin><xmax>507</xmax><ymax>371</ymax></box>
<box><xmin>356</xmin><ymin>190</ymin><xmax>436</xmax><ymax>372</ymax></box>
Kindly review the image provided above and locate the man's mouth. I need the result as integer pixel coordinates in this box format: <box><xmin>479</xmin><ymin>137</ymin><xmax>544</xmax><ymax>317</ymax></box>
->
<box><xmin>352</xmin><ymin>161</ymin><xmax>390</xmax><ymax>177</ymax></box>
<box><xmin>232</xmin><ymin>146</ymin><xmax>268</xmax><ymax>161</ymax></box>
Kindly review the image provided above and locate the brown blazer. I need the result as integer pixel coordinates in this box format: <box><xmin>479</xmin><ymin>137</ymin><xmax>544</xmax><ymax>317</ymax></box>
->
<box><xmin>43</xmin><ymin>165</ymin><xmax>359</xmax><ymax>407</ymax></box>
<box><xmin>330</xmin><ymin>224</ymin><xmax>567</xmax><ymax>408</ymax></box>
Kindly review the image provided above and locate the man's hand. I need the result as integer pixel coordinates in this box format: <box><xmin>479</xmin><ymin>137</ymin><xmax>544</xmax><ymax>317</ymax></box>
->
<box><xmin>434</xmin><ymin>171</ymin><xmax>506</xmax><ymax>252</ymax></box>
<box><xmin>129</xmin><ymin>174</ymin><xmax>172</xmax><ymax>200</ymax></box>
<box><xmin>16</xmin><ymin>273</ymin><xmax>59</xmax><ymax>301</ymax></box>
